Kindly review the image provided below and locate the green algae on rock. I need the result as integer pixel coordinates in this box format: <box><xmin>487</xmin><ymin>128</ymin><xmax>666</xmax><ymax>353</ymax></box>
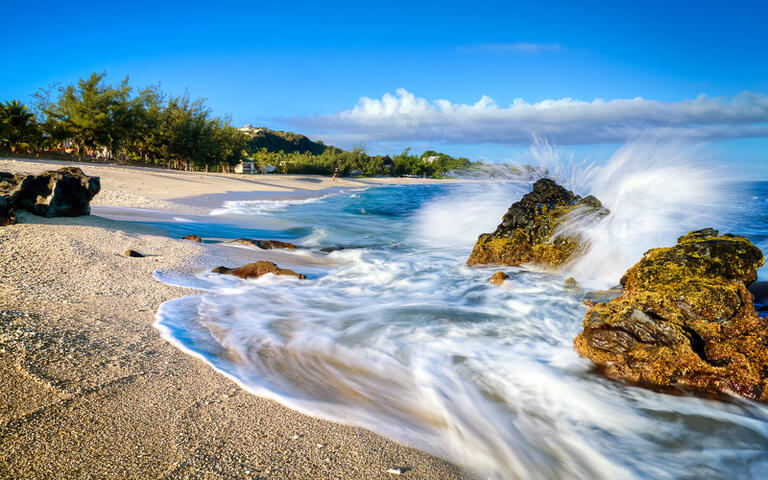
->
<box><xmin>575</xmin><ymin>228</ymin><xmax>768</xmax><ymax>402</ymax></box>
<box><xmin>467</xmin><ymin>178</ymin><xmax>608</xmax><ymax>267</ymax></box>
<box><xmin>213</xmin><ymin>260</ymin><xmax>306</xmax><ymax>280</ymax></box>
<box><xmin>489</xmin><ymin>271</ymin><xmax>508</xmax><ymax>285</ymax></box>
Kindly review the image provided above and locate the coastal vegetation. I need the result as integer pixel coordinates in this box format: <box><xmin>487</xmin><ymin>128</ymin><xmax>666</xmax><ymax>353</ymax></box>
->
<box><xmin>1</xmin><ymin>73</ymin><xmax>475</xmax><ymax>177</ymax></box>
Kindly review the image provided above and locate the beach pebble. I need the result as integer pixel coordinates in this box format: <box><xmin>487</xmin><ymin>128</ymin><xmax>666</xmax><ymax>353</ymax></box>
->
<box><xmin>316</xmin><ymin>443</ymin><xmax>326</xmax><ymax>448</ymax></box>
<box><xmin>387</xmin><ymin>467</ymin><xmax>405</xmax><ymax>475</ymax></box>
<box><xmin>123</xmin><ymin>250</ymin><xmax>144</xmax><ymax>257</ymax></box>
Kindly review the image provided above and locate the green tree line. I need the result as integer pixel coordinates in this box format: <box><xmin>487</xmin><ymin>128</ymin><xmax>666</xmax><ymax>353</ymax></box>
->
<box><xmin>1</xmin><ymin>72</ymin><xmax>246</xmax><ymax>171</ymax></box>
<box><xmin>0</xmin><ymin>72</ymin><xmax>476</xmax><ymax>176</ymax></box>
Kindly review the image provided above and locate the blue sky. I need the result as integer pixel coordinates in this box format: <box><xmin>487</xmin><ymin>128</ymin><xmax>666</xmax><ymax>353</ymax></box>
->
<box><xmin>3</xmin><ymin>0</ymin><xmax>767</xmax><ymax>175</ymax></box>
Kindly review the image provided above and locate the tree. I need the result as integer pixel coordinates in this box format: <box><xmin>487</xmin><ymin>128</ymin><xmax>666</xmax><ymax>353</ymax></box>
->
<box><xmin>0</xmin><ymin>100</ymin><xmax>39</xmax><ymax>153</ymax></box>
<box><xmin>47</xmin><ymin>72</ymin><xmax>133</xmax><ymax>159</ymax></box>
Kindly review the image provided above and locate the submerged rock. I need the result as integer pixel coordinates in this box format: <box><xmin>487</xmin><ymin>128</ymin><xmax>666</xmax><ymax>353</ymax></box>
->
<box><xmin>182</xmin><ymin>234</ymin><xmax>202</xmax><ymax>242</ymax></box>
<box><xmin>563</xmin><ymin>277</ymin><xmax>581</xmax><ymax>293</ymax></box>
<box><xmin>229</xmin><ymin>238</ymin><xmax>298</xmax><ymax>249</ymax></box>
<box><xmin>574</xmin><ymin>228</ymin><xmax>768</xmax><ymax>402</ymax></box>
<box><xmin>212</xmin><ymin>261</ymin><xmax>306</xmax><ymax>279</ymax></box>
<box><xmin>489</xmin><ymin>271</ymin><xmax>508</xmax><ymax>285</ymax></box>
<box><xmin>467</xmin><ymin>178</ymin><xmax>608</xmax><ymax>267</ymax></box>
<box><xmin>16</xmin><ymin>167</ymin><xmax>100</xmax><ymax>217</ymax></box>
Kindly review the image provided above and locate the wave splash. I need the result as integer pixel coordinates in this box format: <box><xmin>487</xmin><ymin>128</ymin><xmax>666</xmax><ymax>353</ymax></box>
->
<box><xmin>537</xmin><ymin>139</ymin><xmax>738</xmax><ymax>287</ymax></box>
<box><xmin>154</xmin><ymin>143</ymin><xmax>768</xmax><ymax>479</ymax></box>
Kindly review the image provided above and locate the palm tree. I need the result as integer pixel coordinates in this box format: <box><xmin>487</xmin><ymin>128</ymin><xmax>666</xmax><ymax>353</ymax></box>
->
<box><xmin>0</xmin><ymin>100</ymin><xmax>38</xmax><ymax>153</ymax></box>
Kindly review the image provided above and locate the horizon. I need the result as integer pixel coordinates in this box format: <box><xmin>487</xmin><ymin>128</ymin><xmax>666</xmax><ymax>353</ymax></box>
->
<box><xmin>4</xmin><ymin>0</ymin><xmax>767</xmax><ymax>177</ymax></box>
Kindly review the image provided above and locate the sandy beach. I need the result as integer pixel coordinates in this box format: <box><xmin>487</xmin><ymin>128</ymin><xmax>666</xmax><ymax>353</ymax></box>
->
<box><xmin>0</xmin><ymin>157</ymin><xmax>463</xmax><ymax>214</ymax></box>
<box><xmin>0</xmin><ymin>157</ymin><xmax>468</xmax><ymax>479</ymax></box>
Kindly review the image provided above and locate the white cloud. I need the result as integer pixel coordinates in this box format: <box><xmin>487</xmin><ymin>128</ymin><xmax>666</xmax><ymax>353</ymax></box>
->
<box><xmin>294</xmin><ymin>89</ymin><xmax>768</xmax><ymax>146</ymax></box>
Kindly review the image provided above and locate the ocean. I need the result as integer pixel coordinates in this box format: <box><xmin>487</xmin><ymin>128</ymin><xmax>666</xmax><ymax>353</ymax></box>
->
<box><xmin>141</xmin><ymin>147</ymin><xmax>768</xmax><ymax>479</ymax></box>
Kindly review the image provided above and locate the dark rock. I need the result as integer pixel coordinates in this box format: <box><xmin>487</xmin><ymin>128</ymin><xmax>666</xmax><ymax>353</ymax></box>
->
<box><xmin>575</xmin><ymin>228</ymin><xmax>768</xmax><ymax>402</ymax></box>
<box><xmin>0</xmin><ymin>195</ymin><xmax>16</xmax><ymax>226</ymax></box>
<box><xmin>319</xmin><ymin>246</ymin><xmax>363</xmax><ymax>253</ymax></box>
<box><xmin>0</xmin><ymin>172</ymin><xmax>27</xmax><ymax>226</ymax></box>
<box><xmin>182</xmin><ymin>234</ymin><xmax>202</xmax><ymax>242</ymax></box>
<box><xmin>14</xmin><ymin>167</ymin><xmax>100</xmax><ymax>217</ymax></box>
<box><xmin>489</xmin><ymin>271</ymin><xmax>508</xmax><ymax>285</ymax></box>
<box><xmin>212</xmin><ymin>261</ymin><xmax>306</xmax><ymax>279</ymax></box>
<box><xmin>123</xmin><ymin>250</ymin><xmax>145</xmax><ymax>257</ymax></box>
<box><xmin>467</xmin><ymin>178</ymin><xmax>608</xmax><ymax>267</ymax></box>
<box><xmin>229</xmin><ymin>238</ymin><xmax>298</xmax><ymax>249</ymax></box>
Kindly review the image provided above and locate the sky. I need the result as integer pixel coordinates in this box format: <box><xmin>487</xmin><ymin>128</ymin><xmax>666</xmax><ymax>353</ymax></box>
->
<box><xmin>3</xmin><ymin>0</ymin><xmax>767</xmax><ymax>176</ymax></box>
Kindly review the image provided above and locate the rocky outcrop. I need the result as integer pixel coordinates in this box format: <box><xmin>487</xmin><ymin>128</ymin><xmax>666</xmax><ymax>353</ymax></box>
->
<box><xmin>182</xmin><ymin>234</ymin><xmax>202</xmax><ymax>242</ymax></box>
<box><xmin>0</xmin><ymin>172</ymin><xmax>26</xmax><ymax>226</ymax></box>
<box><xmin>575</xmin><ymin>228</ymin><xmax>768</xmax><ymax>402</ymax></box>
<box><xmin>229</xmin><ymin>238</ymin><xmax>298</xmax><ymax>250</ymax></box>
<box><xmin>467</xmin><ymin>178</ymin><xmax>608</xmax><ymax>268</ymax></box>
<box><xmin>0</xmin><ymin>167</ymin><xmax>101</xmax><ymax>225</ymax></box>
<box><xmin>17</xmin><ymin>167</ymin><xmax>100</xmax><ymax>217</ymax></box>
<box><xmin>212</xmin><ymin>261</ymin><xmax>306</xmax><ymax>280</ymax></box>
<box><xmin>489</xmin><ymin>271</ymin><xmax>508</xmax><ymax>285</ymax></box>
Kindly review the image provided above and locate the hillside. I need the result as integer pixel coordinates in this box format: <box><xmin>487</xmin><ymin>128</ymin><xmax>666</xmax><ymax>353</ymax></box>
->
<box><xmin>244</xmin><ymin>127</ymin><xmax>339</xmax><ymax>155</ymax></box>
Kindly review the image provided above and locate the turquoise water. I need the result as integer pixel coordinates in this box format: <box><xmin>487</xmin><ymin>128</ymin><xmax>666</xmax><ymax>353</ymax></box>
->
<box><xmin>148</xmin><ymin>176</ymin><xmax>768</xmax><ymax>479</ymax></box>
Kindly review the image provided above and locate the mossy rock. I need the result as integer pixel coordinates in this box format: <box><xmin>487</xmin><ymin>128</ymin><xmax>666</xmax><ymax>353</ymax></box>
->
<box><xmin>467</xmin><ymin>179</ymin><xmax>608</xmax><ymax>267</ymax></box>
<box><xmin>575</xmin><ymin>228</ymin><xmax>768</xmax><ymax>402</ymax></box>
<box><xmin>212</xmin><ymin>261</ymin><xmax>306</xmax><ymax>280</ymax></box>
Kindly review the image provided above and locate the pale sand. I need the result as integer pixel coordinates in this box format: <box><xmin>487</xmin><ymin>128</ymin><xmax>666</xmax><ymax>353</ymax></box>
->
<box><xmin>0</xmin><ymin>159</ymin><xmax>470</xmax><ymax>479</ymax></box>
<box><xmin>0</xmin><ymin>157</ymin><xmax>465</xmax><ymax>213</ymax></box>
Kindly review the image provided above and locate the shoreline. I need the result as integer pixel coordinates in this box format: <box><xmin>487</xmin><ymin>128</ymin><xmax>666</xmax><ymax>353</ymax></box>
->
<box><xmin>0</xmin><ymin>159</ymin><xmax>470</xmax><ymax>478</ymax></box>
<box><xmin>0</xmin><ymin>156</ymin><xmax>474</xmax><ymax>214</ymax></box>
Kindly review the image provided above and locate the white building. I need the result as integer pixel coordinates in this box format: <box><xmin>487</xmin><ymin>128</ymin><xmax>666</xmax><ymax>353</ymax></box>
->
<box><xmin>235</xmin><ymin>161</ymin><xmax>257</xmax><ymax>174</ymax></box>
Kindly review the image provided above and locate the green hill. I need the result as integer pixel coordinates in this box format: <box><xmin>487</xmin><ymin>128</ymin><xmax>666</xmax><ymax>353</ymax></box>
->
<box><xmin>243</xmin><ymin>127</ymin><xmax>339</xmax><ymax>155</ymax></box>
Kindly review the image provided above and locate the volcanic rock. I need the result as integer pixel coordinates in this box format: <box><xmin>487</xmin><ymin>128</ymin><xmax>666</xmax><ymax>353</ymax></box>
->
<box><xmin>467</xmin><ymin>178</ymin><xmax>608</xmax><ymax>268</ymax></box>
<box><xmin>212</xmin><ymin>261</ymin><xmax>306</xmax><ymax>279</ymax></box>
<box><xmin>0</xmin><ymin>172</ymin><xmax>27</xmax><ymax>226</ymax></box>
<box><xmin>229</xmin><ymin>238</ymin><xmax>298</xmax><ymax>249</ymax></box>
<box><xmin>574</xmin><ymin>228</ymin><xmax>768</xmax><ymax>402</ymax></box>
<box><xmin>14</xmin><ymin>167</ymin><xmax>100</xmax><ymax>217</ymax></box>
<box><xmin>489</xmin><ymin>271</ymin><xmax>508</xmax><ymax>285</ymax></box>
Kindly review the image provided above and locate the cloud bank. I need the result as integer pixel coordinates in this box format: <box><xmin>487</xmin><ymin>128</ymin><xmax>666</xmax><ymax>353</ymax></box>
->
<box><xmin>294</xmin><ymin>89</ymin><xmax>768</xmax><ymax>146</ymax></box>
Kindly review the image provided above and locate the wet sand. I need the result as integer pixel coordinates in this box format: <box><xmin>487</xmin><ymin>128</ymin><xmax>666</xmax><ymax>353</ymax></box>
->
<box><xmin>0</xmin><ymin>158</ymin><xmax>470</xmax><ymax>479</ymax></box>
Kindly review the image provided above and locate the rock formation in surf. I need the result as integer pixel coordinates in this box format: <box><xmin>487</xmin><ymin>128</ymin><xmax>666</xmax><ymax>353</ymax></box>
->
<box><xmin>489</xmin><ymin>271</ymin><xmax>508</xmax><ymax>285</ymax></box>
<box><xmin>229</xmin><ymin>238</ymin><xmax>298</xmax><ymax>249</ymax></box>
<box><xmin>0</xmin><ymin>167</ymin><xmax>101</xmax><ymax>225</ymax></box>
<box><xmin>467</xmin><ymin>178</ymin><xmax>608</xmax><ymax>267</ymax></box>
<box><xmin>212</xmin><ymin>260</ymin><xmax>306</xmax><ymax>279</ymax></box>
<box><xmin>575</xmin><ymin>228</ymin><xmax>768</xmax><ymax>402</ymax></box>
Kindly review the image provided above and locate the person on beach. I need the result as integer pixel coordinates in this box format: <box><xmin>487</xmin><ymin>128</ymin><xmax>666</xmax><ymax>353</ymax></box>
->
<box><xmin>332</xmin><ymin>167</ymin><xmax>338</xmax><ymax>182</ymax></box>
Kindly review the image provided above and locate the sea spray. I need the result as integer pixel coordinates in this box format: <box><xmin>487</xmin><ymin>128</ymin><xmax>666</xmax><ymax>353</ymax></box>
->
<box><xmin>537</xmin><ymin>139</ymin><xmax>739</xmax><ymax>287</ymax></box>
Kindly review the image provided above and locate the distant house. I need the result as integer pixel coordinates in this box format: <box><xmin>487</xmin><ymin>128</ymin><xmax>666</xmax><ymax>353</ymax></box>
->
<box><xmin>350</xmin><ymin>169</ymin><xmax>363</xmax><ymax>177</ymax></box>
<box><xmin>238</xmin><ymin>124</ymin><xmax>264</xmax><ymax>134</ymax></box>
<box><xmin>235</xmin><ymin>160</ymin><xmax>257</xmax><ymax>174</ymax></box>
<box><xmin>262</xmin><ymin>164</ymin><xmax>276</xmax><ymax>174</ymax></box>
<box><xmin>381</xmin><ymin>155</ymin><xmax>394</xmax><ymax>170</ymax></box>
